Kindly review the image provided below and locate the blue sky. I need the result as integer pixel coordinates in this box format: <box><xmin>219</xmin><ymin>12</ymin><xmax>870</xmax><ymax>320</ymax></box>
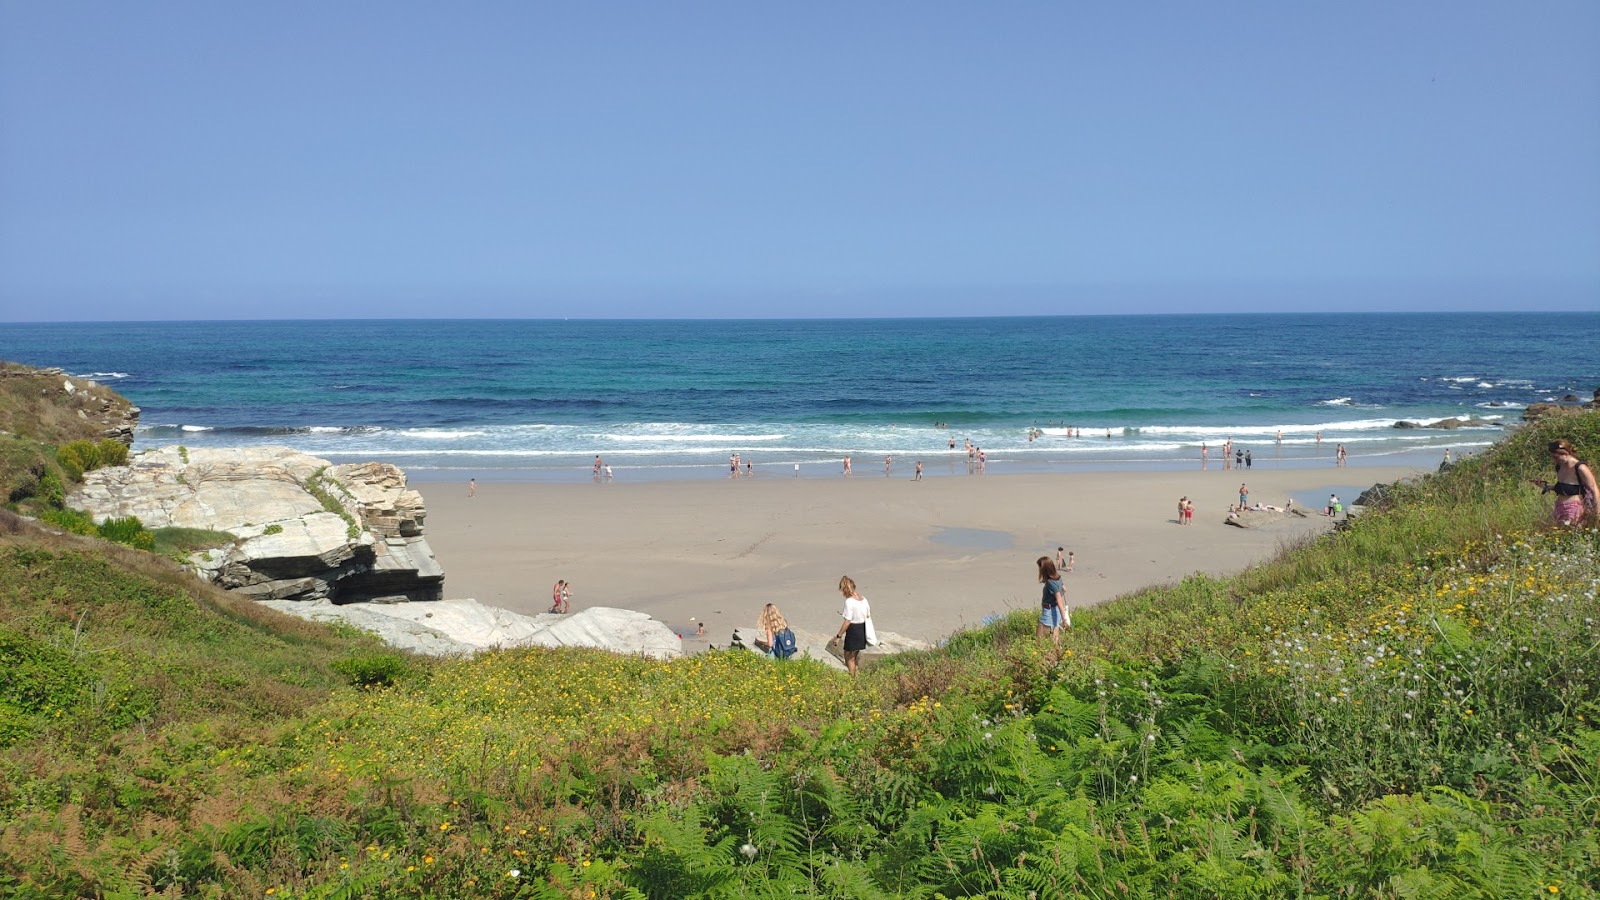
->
<box><xmin>2</xmin><ymin>2</ymin><xmax>1597</xmax><ymax>320</ymax></box>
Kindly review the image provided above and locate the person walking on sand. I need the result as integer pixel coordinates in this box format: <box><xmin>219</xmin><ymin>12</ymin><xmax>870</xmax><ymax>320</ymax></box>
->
<box><xmin>1055</xmin><ymin>546</ymin><xmax>1068</xmax><ymax>571</ymax></box>
<box><xmin>468</xmin><ymin>478</ymin><xmax>476</xmax><ymax>498</ymax></box>
<box><xmin>831</xmin><ymin>576</ymin><xmax>871</xmax><ymax>676</ymax></box>
<box><xmin>1239</xmin><ymin>483</ymin><xmax>1249</xmax><ymax>509</ymax></box>
<box><xmin>594</xmin><ymin>456</ymin><xmax>603</xmax><ymax>479</ymax></box>
<box><xmin>1036</xmin><ymin>556</ymin><xmax>1068</xmax><ymax>646</ymax></box>
<box><xmin>884</xmin><ymin>455</ymin><xmax>892</xmax><ymax>476</ymax></box>
<box><xmin>914</xmin><ymin>460</ymin><xmax>923</xmax><ymax>481</ymax></box>
<box><xmin>550</xmin><ymin>580</ymin><xmax>565</xmax><ymax>613</ymax></box>
<box><xmin>560</xmin><ymin>581</ymin><xmax>572</xmax><ymax>613</ymax></box>
<box><xmin>1326</xmin><ymin>494</ymin><xmax>1339</xmax><ymax>517</ymax></box>
<box><xmin>1200</xmin><ymin>443</ymin><xmax>1208</xmax><ymax>469</ymax></box>
<box><xmin>1533</xmin><ymin>438</ymin><xmax>1599</xmax><ymax>526</ymax></box>
<box><xmin>1177</xmin><ymin>496</ymin><xmax>1187</xmax><ymax>525</ymax></box>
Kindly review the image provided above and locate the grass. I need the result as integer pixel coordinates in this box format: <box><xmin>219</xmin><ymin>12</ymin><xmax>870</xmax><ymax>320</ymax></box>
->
<box><xmin>0</xmin><ymin>411</ymin><xmax>1597</xmax><ymax>898</ymax></box>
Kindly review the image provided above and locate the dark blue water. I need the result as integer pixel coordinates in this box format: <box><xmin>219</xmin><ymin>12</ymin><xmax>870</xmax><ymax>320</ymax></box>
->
<box><xmin>4</xmin><ymin>313</ymin><xmax>1595</xmax><ymax>480</ymax></box>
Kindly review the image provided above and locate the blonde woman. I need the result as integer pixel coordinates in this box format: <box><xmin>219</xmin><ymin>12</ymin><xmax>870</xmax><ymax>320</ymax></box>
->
<box><xmin>1533</xmin><ymin>439</ymin><xmax>1599</xmax><ymax>526</ymax></box>
<box><xmin>831</xmin><ymin>575</ymin><xmax>871</xmax><ymax>676</ymax></box>
<box><xmin>757</xmin><ymin>603</ymin><xmax>795</xmax><ymax>659</ymax></box>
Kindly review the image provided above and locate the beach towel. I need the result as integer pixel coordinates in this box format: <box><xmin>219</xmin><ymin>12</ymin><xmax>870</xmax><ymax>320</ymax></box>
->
<box><xmin>864</xmin><ymin>616</ymin><xmax>878</xmax><ymax>647</ymax></box>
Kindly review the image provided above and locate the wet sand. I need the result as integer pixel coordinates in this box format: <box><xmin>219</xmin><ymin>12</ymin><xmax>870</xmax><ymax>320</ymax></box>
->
<box><xmin>417</xmin><ymin>465</ymin><xmax>1423</xmax><ymax>648</ymax></box>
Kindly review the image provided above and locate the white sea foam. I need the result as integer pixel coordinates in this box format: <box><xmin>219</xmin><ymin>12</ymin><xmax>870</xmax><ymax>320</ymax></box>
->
<box><xmin>73</xmin><ymin>371</ymin><xmax>129</xmax><ymax>379</ymax></box>
<box><xmin>397</xmin><ymin>429</ymin><xmax>487</xmax><ymax>440</ymax></box>
<box><xmin>602</xmin><ymin>433</ymin><xmax>786</xmax><ymax>443</ymax></box>
<box><xmin>1318</xmin><ymin>397</ymin><xmax>1354</xmax><ymax>406</ymax></box>
<box><xmin>180</xmin><ymin>425</ymin><xmax>213</xmax><ymax>432</ymax></box>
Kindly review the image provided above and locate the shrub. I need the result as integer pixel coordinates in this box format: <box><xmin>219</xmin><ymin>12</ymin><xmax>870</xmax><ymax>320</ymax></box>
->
<box><xmin>36</xmin><ymin>469</ymin><xmax>65</xmax><ymax>509</ymax></box>
<box><xmin>37</xmin><ymin>506</ymin><xmax>95</xmax><ymax>536</ymax></box>
<box><xmin>94</xmin><ymin>439</ymin><xmax>128</xmax><ymax>468</ymax></box>
<box><xmin>97</xmin><ymin>516</ymin><xmax>154</xmax><ymax>550</ymax></box>
<box><xmin>0</xmin><ymin>435</ymin><xmax>51</xmax><ymax>503</ymax></box>
<box><xmin>262</xmin><ymin>524</ymin><xmax>283</xmax><ymax>536</ymax></box>
<box><xmin>333</xmin><ymin>653</ymin><xmax>413</xmax><ymax>689</ymax></box>
<box><xmin>54</xmin><ymin>446</ymin><xmax>85</xmax><ymax>482</ymax></box>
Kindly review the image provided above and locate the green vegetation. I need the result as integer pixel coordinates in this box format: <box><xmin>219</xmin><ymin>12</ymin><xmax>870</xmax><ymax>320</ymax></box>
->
<box><xmin>54</xmin><ymin>438</ymin><xmax>129</xmax><ymax>481</ymax></box>
<box><xmin>1</xmin><ymin>413</ymin><xmax>1597</xmax><ymax>898</ymax></box>
<box><xmin>306</xmin><ymin>466</ymin><xmax>363</xmax><ymax>539</ymax></box>
<box><xmin>150</xmin><ymin>525</ymin><xmax>239</xmax><ymax>558</ymax></box>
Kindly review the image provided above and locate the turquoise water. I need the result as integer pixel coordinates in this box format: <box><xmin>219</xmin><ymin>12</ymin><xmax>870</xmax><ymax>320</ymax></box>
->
<box><xmin>4</xmin><ymin>313</ymin><xmax>1596</xmax><ymax>480</ymax></box>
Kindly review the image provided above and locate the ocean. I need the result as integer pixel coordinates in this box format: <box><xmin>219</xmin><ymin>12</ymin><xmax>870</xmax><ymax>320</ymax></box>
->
<box><xmin>4</xmin><ymin>313</ymin><xmax>1597</xmax><ymax>482</ymax></box>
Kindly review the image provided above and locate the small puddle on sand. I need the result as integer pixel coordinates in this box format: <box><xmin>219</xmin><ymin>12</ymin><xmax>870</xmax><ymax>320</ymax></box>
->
<box><xmin>930</xmin><ymin>526</ymin><xmax>1014</xmax><ymax>551</ymax></box>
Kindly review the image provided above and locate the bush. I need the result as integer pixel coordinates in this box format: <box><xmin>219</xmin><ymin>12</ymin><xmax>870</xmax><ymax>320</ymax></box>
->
<box><xmin>37</xmin><ymin>506</ymin><xmax>96</xmax><ymax>536</ymax></box>
<box><xmin>262</xmin><ymin>524</ymin><xmax>283</xmax><ymax>536</ymax></box>
<box><xmin>0</xmin><ymin>435</ymin><xmax>51</xmax><ymax>503</ymax></box>
<box><xmin>96</xmin><ymin>516</ymin><xmax>154</xmax><ymax>550</ymax></box>
<box><xmin>36</xmin><ymin>470</ymin><xmax>65</xmax><ymax>509</ymax></box>
<box><xmin>333</xmin><ymin>653</ymin><xmax>413</xmax><ymax>689</ymax></box>
<box><xmin>95</xmin><ymin>439</ymin><xmax>128</xmax><ymax>468</ymax></box>
<box><xmin>54</xmin><ymin>446</ymin><xmax>84</xmax><ymax>482</ymax></box>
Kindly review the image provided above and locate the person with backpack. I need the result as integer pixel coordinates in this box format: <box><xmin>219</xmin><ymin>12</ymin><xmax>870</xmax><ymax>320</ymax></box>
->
<box><xmin>757</xmin><ymin>603</ymin><xmax>797</xmax><ymax>660</ymax></box>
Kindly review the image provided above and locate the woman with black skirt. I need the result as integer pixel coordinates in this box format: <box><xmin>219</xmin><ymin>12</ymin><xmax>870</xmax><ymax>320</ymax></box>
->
<box><xmin>831</xmin><ymin>575</ymin><xmax>871</xmax><ymax>676</ymax></box>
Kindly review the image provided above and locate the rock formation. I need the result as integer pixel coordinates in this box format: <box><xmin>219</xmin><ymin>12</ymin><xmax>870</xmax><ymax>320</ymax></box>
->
<box><xmin>258</xmin><ymin>601</ymin><xmax>684</xmax><ymax>659</ymax></box>
<box><xmin>1393</xmin><ymin>417</ymin><xmax>1500</xmax><ymax>430</ymax></box>
<box><xmin>70</xmin><ymin>446</ymin><xmax>443</xmax><ymax>604</ymax></box>
<box><xmin>0</xmin><ymin>362</ymin><xmax>140</xmax><ymax>445</ymax></box>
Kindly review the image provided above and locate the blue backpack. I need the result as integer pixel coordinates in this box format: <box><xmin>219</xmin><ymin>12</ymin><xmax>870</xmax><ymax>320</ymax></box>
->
<box><xmin>772</xmin><ymin>628</ymin><xmax>797</xmax><ymax>660</ymax></box>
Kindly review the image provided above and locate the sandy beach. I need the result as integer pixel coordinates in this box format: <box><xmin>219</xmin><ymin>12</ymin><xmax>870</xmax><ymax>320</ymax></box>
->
<box><xmin>417</xmin><ymin>464</ymin><xmax>1425</xmax><ymax>649</ymax></box>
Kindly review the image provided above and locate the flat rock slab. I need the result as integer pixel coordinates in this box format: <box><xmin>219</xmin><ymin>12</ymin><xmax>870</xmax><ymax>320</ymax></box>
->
<box><xmin>261</xmin><ymin>600</ymin><xmax>684</xmax><ymax>659</ymax></box>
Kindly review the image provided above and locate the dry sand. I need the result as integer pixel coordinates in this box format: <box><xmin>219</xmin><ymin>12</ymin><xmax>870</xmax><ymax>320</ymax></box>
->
<box><xmin>417</xmin><ymin>465</ymin><xmax>1424</xmax><ymax>651</ymax></box>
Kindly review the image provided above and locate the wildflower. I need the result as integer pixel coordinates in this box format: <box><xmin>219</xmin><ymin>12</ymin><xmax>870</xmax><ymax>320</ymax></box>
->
<box><xmin>508</xmin><ymin>869</ymin><xmax>521</xmax><ymax>878</ymax></box>
<box><xmin>740</xmin><ymin>843</ymin><xmax>758</xmax><ymax>860</ymax></box>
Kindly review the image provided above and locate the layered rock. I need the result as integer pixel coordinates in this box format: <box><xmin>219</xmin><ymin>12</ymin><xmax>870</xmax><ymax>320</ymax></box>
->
<box><xmin>70</xmin><ymin>446</ymin><xmax>443</xmax><ymax>604</ymax></box>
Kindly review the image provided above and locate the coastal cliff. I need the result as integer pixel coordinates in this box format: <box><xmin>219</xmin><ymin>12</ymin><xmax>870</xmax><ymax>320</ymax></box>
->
<box><xmin>0</xmin><ymin>362</ymin><xmax>139</xmax><ymax>445</ymax></box>
<box><xmin>70</xmin><ymin>446</ymin><xmax>445</xmax><ymax>604</ymax></box>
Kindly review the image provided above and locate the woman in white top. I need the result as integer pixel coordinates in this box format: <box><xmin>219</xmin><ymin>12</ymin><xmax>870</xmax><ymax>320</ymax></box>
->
<box><xmin>832</xmin><ymin>575</ymin><xmax>870</xmax><ymax>676</ymax></box>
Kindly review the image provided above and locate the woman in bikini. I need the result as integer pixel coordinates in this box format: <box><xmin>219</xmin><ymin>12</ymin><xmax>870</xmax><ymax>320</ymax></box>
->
<box><xmin>1533</xmin><ymin>439</ymin><xmax>1599</xmax><ymax>526</ymax></box>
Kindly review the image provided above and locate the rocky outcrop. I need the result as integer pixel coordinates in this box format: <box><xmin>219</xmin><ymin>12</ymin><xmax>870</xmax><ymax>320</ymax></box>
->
<box><xmin>1523</xmin><ymin>390</ymin><xmax>1599</xmax><ymax>423</ymax></box>
<box><xmin>70</xmin><ymin>446</ymin><xmax>443</xmax><ymax>604</ymax></box>
<box><xmin>258</xmin><ymin>601</ymin><xmax>684</xmax><ymax>659</ymax></box>
<box><xmin>0</xmin><ymin>362</ymin><xmax>140</xmax><ymax>445</ymax></box>
<box><xmin>1393</xmin><ymin>417</ymin><xmax>1501</xmax><ymax>430</ymax></box>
